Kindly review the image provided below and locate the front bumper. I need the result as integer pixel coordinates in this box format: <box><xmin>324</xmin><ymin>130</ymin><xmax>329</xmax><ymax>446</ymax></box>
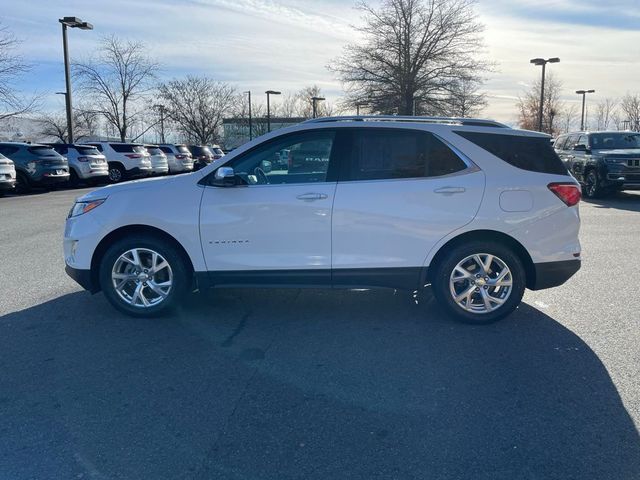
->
<box><xmin>530</xmin><ymin>259</ymin><xmax>581</xmax><ymax>290</ymax></box>
<box><xmin>65</xmin><ymin>265</ymin><xmax>98</xmax><ymax>292</ymax></box>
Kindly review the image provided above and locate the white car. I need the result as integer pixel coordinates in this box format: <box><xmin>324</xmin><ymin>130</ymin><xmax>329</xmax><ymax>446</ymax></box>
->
<box><xmin>144</xmin><ymin>145</ymin><xmax>169</xmax><ymax>175</ymax></box>
<box><xmin>64</xmin><ymin>116</ymin><xmax>582</xmax><ymax>323</ymax></box>
<box><xmin>87</xmin><ymin>142</ymin><xmax>152</xmax><ymax>183</ymax></box>
<box><xmin>209</xmin><ymin>144</ymin><xmax>225</xmax><ymax>160</ymax></box>
<box><xmin>0</xmin><ymin>153</ymin><xmax>16</xmax><ymax>195</ymax></box>
<box><xmin>47</xmin><ymin>143</ymin><xmax>108</xmax><ymax>186</ymax></box>
<box><xmin>157</xmin><ymin>144</ymin><xmax>194</xmax><ymax>173</ymax></box>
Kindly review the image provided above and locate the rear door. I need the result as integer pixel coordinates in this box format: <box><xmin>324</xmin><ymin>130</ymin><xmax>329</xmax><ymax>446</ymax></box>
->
<box><xmin>331</xmin><ymin>127</ymin><xmax>485</xmax><ymax>289</ymax></box>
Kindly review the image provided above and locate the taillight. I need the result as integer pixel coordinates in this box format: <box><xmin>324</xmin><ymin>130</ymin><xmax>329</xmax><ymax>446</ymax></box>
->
<box><xmin>175</xmin><ymin>154</ymin><xmax>185</xmax><ymax>159</ymax></box>
<box><xmin>548</xmin><ymin>182</ymin><xmax>581</xmax><ymax>207</ymax></box>
<box><xmin>125</xmin><ymin>153</ymin><xmax>142</xmax><ymax>159</ymax></box>
<box><xmin>77</xmin><ymin>156</ymin><xmax>89</xmax><ymax>162</ymax></box>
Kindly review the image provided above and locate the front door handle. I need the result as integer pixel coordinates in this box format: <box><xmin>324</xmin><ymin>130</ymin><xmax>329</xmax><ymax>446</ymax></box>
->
<box><xmin>296</xmin><ymin>193</ymin><xmax>328</xmax><ymax>201</ymax></box>
<box><xmin>434</xmin><ymin>186</ymin><xmax>466</xmax><ymax>195</ymax></box>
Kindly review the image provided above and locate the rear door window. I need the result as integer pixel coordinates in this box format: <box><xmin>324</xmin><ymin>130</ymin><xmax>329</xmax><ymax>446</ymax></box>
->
<box><xmin>554</xmin><ymin>136</ymin><xmax>567</xmax><ymax>150</ymax></box>
<box><xmin>455</xmin><ymin>131</ymin><xmax>568</xmax><ymax>175</ymax></box>
<box><xmin>346</xmin><ymin>129</ymin><xmax>468</xmax><ymax>181</ymax></box>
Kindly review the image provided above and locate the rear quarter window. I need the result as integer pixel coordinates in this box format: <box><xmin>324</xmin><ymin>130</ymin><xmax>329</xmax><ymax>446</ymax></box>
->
<box><xmin>455</xmin><ymin>131</ymin><xmax>568</xmax><ymax>175</ymax></box>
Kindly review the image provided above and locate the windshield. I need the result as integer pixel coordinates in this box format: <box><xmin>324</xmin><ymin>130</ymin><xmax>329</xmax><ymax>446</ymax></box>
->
<box><xmin>590</xmin><ymin>133</ymin><xmax>640</xmax><ymax>150</ymax></box>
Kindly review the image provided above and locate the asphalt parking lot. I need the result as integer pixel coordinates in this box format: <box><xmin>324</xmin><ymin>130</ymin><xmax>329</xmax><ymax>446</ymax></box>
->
<box><xmin>1</xmin><ymin>187</ymin><xmax>639</xmax><ymax>479</ymax></box>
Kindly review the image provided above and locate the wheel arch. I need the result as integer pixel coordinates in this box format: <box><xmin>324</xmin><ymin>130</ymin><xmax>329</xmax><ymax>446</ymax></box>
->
<box><xmin>425</xmin><ymin>229</ymin><xmax>536</xmax><ymax>289</ymax></box>
<box><xmin>90</xmin><ymin>224</ymin><xmax>195</xmax><ymax>293</ymax></box>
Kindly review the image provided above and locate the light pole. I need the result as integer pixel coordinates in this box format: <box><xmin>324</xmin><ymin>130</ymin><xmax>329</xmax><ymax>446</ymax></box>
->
<box><xmin>311</xmin><ymin>96</ymin><xmax>325</xmax><ymax>118</ymax></box>
<box><xmin>244</xmin><ymin>91</ymin><xmax>253</xmax><ymax>140</ymax></box>
<box><xmin>265</xmin><ymin>90</ymin><xmax>281</xmax><ymax>132</ymax></box>
<box><xmin>530</xmin><ymin>57</ymin><xmax>560</xmax><ymax>132</ymax></box>
<box><xmin>59</xmin><ymin>16</ymin><xmax>93</xmax><ymax>144</ymax></box>
<box><xmin>576</xmin><ymin>89</ymin><xmax>595</xmax><ymax>131</ymax></box>
<box><xmin>153</xmin><ymin>104</ymin><xmax>166</xmax><ymax>143</ymax></box>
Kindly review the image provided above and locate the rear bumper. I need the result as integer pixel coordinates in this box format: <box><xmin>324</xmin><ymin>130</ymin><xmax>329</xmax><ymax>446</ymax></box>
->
<box><xmin>0</xmin><ymin>178</ymin><xmax>15</xmax><ymax>190</ymax></box>
<box><xmin>65</xmin><ymin>265</ymin><xmax>98</xmax><ymax>293</ymax></box>
<box><xmin>128</xmin><ymin>166</ymin><xmax>152</xmax><ymax>178</ymax></box>
<box><xmin>530</xmin><ymin>259</ymin><xmax>581</xmax><ymax>290</ymax></box>
<box><xmin>37</xmin><ymin>172</ymin><xmax>70</xmax><ymax>185</ymax></box>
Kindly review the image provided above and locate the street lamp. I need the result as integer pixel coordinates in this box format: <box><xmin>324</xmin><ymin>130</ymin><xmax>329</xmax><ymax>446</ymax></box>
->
<box><xmin>311</xmin><ymin>96</ymin><xmax>325</xmax><ymax>118</ymax></box>
<box><xmin>265</xmin><ymin>90</ymin><xmax>281</xmax><ymax>132</ymax></box>
<box><xmin>244</xmin><ymin>91</ymin><xmax>253</xmax><ymax>140</ymax></box>
<box><xmin>153</xmin><ymin>104</ymin><xmax>167</xmax><ymax>143</ymax></box>
<box><xmin>59</xmin><ymin>16</ymin><xmax>93</xmax><ymax>144</ymax></box>
<box><xmin>530</xmin><ymin>57</ymin><xmax>560</xmax><ymax>132</ymax></box>
<box><xmin>576</xmin><ymin>89</ymin><xmax>595</xmax><ymax>131</ymax></box>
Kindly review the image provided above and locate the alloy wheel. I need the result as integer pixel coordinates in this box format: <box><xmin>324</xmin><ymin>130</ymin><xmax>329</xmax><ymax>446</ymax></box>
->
<box><xmin>109</xmin><ymin>167</ymin><xmax>122</xmax><ymax>183</ymax></box>
<box><xmin>111</xmin><ymin>248</ymin><xmax>173</xmax><ymax>308</ymax></box>
<box><xmin>449</xmin><ymin>253</ymin><xmax>513</xmax><ymax>314</ymax></box>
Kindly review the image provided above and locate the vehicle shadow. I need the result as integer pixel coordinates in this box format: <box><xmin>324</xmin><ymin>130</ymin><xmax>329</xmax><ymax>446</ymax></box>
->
<box><xmin>582</xmin><ymin>190</ymin><xmax>640</xmax><ymax>212</ymax></box>
<box><xmin>1</xmin><ymin>289</ymin><xmax>639</xmax><ymax>480</ymax></box>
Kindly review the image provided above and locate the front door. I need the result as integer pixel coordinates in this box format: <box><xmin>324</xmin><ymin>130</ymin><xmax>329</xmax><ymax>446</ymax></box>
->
<box><xmin>199</xmin><ymin>129</ymin><xmax>338</xmax><ymax>286</ymax></box>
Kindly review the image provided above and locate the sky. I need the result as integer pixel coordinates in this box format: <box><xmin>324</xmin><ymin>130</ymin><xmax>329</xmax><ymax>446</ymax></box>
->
<box><xmin>2</xmin><ymin>0</ymin><xmax>640</xmax><ymax>126</ymax></box>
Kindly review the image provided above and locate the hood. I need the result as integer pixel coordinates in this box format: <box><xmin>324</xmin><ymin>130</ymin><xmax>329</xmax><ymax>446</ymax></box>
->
<box><xmin>76</xmin><ymin>170</ymin><xmax>203</xmax><ymax>202</ymax></box>
<box><xmin>594</xmin><ymin>149</ymin><xmax>640</xmax><ymax>158</ymax></box>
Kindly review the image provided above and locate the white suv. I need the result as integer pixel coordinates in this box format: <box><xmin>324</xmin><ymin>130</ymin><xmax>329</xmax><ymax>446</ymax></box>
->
<box><xmin>87</xmin><ymin>142</ymin><xmax>152</xmax><ymax>183</ymax></box>
<box><xmin>64</xmin><ymin>116</ymin><xmax>582</xmax><ymax>323</ymax></box>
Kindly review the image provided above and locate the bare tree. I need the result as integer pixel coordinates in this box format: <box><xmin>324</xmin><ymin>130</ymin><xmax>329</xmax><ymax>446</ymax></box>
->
<box><xmin>442</xmin><ymin>77</ymin><xmax>486</xmax><ymax>117</ymax></box>
<box><xmin>0</xmin><ymin>22</ymin><xmax>38</xmax><ymax>120</ymax></box>
<box><xmin>36</xmin><ymin>107</ymin><xmax>101</xmax><ymax>142</ymax></box>
<box><xmin>329</xmin><ymin>0</ymin><xmax>491</xmax><ymax>115</ymax></box>
<box><xmin>594</xmin><ymin>98</ymin><xmax>616</xmax><ymax>131</ymax></box>
<box><xmin>74</xmin><ymin>36</ymin><xmax>158</xmax><ymax>142</ymax></box>
<box><xmin>559</xmin><ymin>103</ymin><xmax>579</xmax><ymax>134</ymax></box>
<box><xmin>158</xmin><ymin>76</ymin><xmax>237</xmax><ymax>144</ymax></box>
<box><xmin>516</xmin><ymin>73</ymin><xmax>564</xmax><ymax>135</ymax></box>
<box><xmin>619</xmin><ymin>93</ymin><xmax>640</xmax><ymax>131</ymax></box>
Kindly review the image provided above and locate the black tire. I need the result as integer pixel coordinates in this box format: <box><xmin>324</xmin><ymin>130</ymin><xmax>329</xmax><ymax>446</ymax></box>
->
<box><xmin>431</xmin><ymin>241</ymin><xmax>526</xmax><ymax>324</ymax></box>
<box><xmin>69</xmin><ymin>169</ymin><xmax>80</xmax><ymax>188</ymax></box>
<box><xmin>99</xmin><ymin>235</ymin><xmax>190</xmax><ymax>317</ymax></box>
<box><xmin>583</xmin><ymin>169</ymin><xmax>604</xmax><ymax>199</ymax></box>
<box><xmin>108</xmin><ymin>163</ymin><xmax>125</xmax><ymax>183</ymax></box>
<box><xmin>15</xmin><ymin>171</ymin><xmax>31</xmax><ymax>194</ymax></box>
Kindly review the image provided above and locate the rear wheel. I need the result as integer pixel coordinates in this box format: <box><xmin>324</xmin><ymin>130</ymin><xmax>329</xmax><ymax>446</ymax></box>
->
<box><xmin>99</xmin><ymin>236</ymin><xmax>190</xmax><ymax>317</ymax></box>
<box><xmin>432</xmin><ymin>241</ymin><xmax>526</xmax><ymax>324</ymax></box>
<box><xmin>15</xmin><ymin>171</ymin><xmax>31</xmax><ymax>194</ymax></box>
<box><xmin>108</xmin><ymin>164</ymin><xmax>125</xmax><ymax>183</ymax></box>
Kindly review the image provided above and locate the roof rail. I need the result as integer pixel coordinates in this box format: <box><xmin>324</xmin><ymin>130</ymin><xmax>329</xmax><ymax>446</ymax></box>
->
<box><xmin>303</xmin><ymin>115</ymin><xmax>509</xmax><ymax>128</ymax></box>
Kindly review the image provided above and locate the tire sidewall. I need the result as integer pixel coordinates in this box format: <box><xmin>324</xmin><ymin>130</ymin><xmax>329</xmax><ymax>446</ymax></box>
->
<box><xmin>432</xmin><ymin>241</ymin><xmax>526</xmax><ymax>324</ymax></box>
<box><xmin>99</xmin><ymin>236</ymin><xmax>189</xmax><ymax>317</ymax></box>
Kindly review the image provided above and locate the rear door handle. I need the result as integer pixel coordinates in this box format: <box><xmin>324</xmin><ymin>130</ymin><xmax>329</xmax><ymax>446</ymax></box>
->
<box><xmin>434</xmin><ymin>187</ymin><xmax>466</xmax><ymax>195</ymax></box>
<box><xmin>296</xmin><ymin>193</ymin><xmax>328</xmax><ymax>201</ymax></box>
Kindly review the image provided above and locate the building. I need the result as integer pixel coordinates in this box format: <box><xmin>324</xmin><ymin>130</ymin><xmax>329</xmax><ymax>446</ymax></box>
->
<box><xmin>223</xmin><ymin>117</ymin><xmax>306</xmax><ymax>150</ymax></box>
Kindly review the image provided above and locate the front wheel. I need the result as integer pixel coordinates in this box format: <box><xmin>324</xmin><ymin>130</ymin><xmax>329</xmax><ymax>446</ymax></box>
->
<box><xmin>583</xmin><ymin>170</ymin><xmax>603</xmax><ymax>198</ymax></box>
<box><xmin>432</xmin><ymin>241</ymin><xmax>526</xmax><ymax>324</ymax></box>
<box><xmin>99</xmin><ymin>236</ymin><xmax>190</xmax><ymax>317</ymax></box>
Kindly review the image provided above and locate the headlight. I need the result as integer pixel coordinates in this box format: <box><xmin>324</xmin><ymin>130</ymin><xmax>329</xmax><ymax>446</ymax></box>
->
<box><xmin>68</xmin><ymin>199</ymin><xmax>106</xmax><ymax>218</ymax></box>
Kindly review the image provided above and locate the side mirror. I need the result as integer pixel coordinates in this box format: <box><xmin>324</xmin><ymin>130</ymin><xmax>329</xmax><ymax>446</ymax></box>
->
<box><xmin>212</xmin><ymin>166</ymin><xmax>236</xmax><ymax>187</ymax></box>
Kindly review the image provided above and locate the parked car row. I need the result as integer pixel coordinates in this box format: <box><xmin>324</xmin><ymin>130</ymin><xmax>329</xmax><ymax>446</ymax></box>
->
<box><xmin>0</xmin><ymin>141</ymin><xmax>225</xmax><ymax>195</ymax></box>
<box><xmin>553</xmin><ymin>130</ymin><xmax>640</xmax><ymax>198</ymax></box>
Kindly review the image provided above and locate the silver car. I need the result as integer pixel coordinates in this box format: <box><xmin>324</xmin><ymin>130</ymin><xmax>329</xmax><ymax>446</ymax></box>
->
<box><xmin>48</xmin><ymin>144</ymin><xmax>108</xmax><ymax>186</ymax></box>
<box><xmin>144</xmin><ymin>145</ymin><xmax>169</xmax><ymax>176</ymax></box>
<box><xmin>0</xmin><ymin>153</ymin><xmax>16</xmax><ymax>196</ymax></box>
<box><xmin>158</xmin><ymin>144</ymin><xmax>194</xmax><ymax>174</ymax></box>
